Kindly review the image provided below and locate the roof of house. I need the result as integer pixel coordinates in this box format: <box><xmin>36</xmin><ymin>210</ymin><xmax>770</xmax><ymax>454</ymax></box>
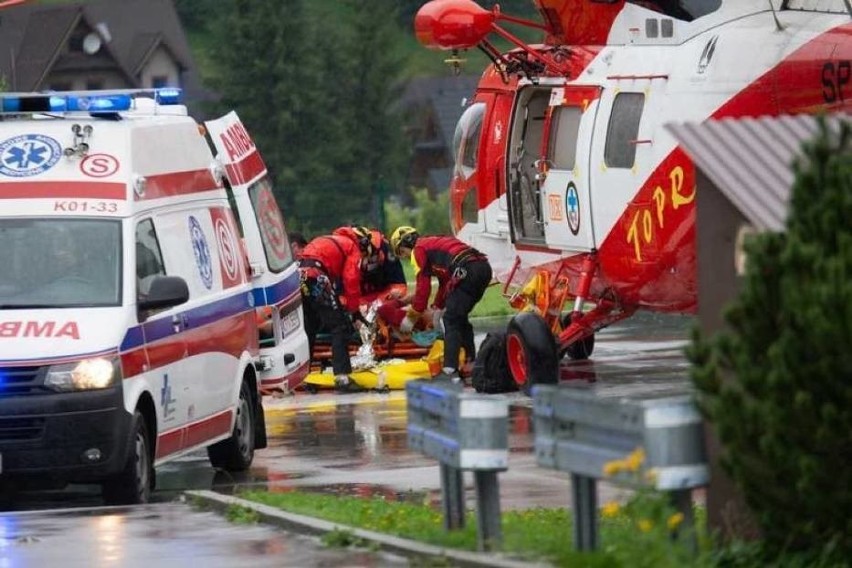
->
<box><xmin>0</xmin><ymin>0</ymin><xmax>201</xmax><ymax>98</ymax></box>
<box><xmin>402</xmin><ymin>74</ymin><xmax>479</xmax><ymax>150</ymax></box>
<box><xmin>666</xmin><ymin>114</ymin><xmax>850</xmax><ymax>231</ymax></box>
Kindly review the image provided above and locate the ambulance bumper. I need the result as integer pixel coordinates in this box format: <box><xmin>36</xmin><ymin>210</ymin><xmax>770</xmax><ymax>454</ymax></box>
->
<box><xmin>0</xmin><ymin>386</ymin><xmax>132</xmax><ymax>482</ymax></box>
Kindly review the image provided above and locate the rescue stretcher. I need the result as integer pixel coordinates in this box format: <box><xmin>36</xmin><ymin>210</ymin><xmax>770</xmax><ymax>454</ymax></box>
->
<box><xmin>303</xmin><ymin>299</ymin><xmax>449</xmax><ymax>392</ymax></box>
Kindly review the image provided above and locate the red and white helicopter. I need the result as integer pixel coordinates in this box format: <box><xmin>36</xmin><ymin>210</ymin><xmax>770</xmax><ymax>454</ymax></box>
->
<box><xmin>415</xmin><ymin>0</ymin><xmax>851</xmax><ymax>392</ymax></box>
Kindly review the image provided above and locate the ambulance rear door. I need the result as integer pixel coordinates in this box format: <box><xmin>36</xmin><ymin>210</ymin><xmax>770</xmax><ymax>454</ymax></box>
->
<box><xmin>204</xmin><ymin>113</ymin><xmax>310</xmax><ymax>393</ymax></box>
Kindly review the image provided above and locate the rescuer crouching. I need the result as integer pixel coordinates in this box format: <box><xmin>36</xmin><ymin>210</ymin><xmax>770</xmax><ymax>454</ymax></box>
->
<box><xmin>388</xmin><ymin>226</ymin><xmax>492</xmax><ymax>383</ymax></box>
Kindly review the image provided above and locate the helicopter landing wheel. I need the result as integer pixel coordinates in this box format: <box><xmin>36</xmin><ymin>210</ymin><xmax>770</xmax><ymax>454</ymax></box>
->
<box><xmin>506</xmin><ymin>312</ymin><xmax>558</xmax><ymax>395</ymax></box>
<box><xmin>559</xmin><ymin>314</ymin><xmax>595</xmax><ymax>360</ymax></box>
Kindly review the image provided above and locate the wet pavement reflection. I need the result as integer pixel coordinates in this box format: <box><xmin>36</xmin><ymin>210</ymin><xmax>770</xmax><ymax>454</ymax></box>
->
<box><xmin>1</xmin><ymin>312</ymin><xmax>695</xmax><ymax>565</ymax></box>
<box><xmin>0</xmin><ymin>502</ymin><xmax>406</xmax><ymax>567</ymax></box>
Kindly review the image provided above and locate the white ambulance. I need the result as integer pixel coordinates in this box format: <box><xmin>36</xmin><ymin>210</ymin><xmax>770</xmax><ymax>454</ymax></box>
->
<box><xmin>0</xmin><ymin>89</ymin><xmax>310</xmax><ymax>504</ymax></box>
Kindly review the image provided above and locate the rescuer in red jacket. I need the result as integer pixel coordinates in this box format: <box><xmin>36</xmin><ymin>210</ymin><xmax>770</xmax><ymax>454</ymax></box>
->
<box><xmin>299</xmin><ymin>233</ymin><xmax>373</xmax><ymax>392</ymax></box>
<box><xmin>333</xmin><ymin>225</ymin><xmax>407</xmax><ymax>304</ymax></box>
<box><xmin>389</xmin><ymin>226</ymin><xmax>492</xmax><ymax>382</ymax></box>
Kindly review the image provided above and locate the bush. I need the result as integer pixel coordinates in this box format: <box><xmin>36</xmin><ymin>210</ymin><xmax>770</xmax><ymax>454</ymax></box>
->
<box><xmin>385</xmin><ymin>188</ymin><xmax>450</xmax><ymax>236</ymax></box>
<box><xmin>689</xmin><ymin>118</ymin><xmax>852</xmax><ymax>561</ymax></box>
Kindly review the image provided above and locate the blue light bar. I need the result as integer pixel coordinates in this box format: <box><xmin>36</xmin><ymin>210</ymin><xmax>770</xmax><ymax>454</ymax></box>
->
<box><xmin>0</xmin><ymin>88</ymin><xmax>183</xmax><ymax>114</ymax></box>
<box><xmin>0</xmin><ymin>93</ymin><xmax>131</xmax><ymax>113</ymax></box>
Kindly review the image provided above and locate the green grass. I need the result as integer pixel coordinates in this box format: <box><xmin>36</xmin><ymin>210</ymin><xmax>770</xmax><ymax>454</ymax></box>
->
<box><xmin>225</xmin><ymin>503</ymin><xmax>261</xmax><ymax>524</ymax></box>
<box><xmin>235</xmin><ymin>489</ymin><xmax>711</xmax><ymax>567</ymax></box>
<box><xmin>238</xmin><ymin>490</ymin><xmax>598</xmax><ymax>565</ymax></box>
<box><xmin>401</xmin><ymin>262</ymin><xmax>514</xmax><ymax>318</ymax></box>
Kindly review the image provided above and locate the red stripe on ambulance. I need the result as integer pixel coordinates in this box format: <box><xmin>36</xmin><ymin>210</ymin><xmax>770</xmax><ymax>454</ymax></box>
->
<box><xmin>135</xmin><ymin>169</ymin><xmax>219</xmax><ymax>201</ymax></box>
<box><xmin>119</xmin><ymin>311</ymin><xmax>257</xmax><ymax>377</ymax></box>
<box><xmin>0</xmin><ymin>181</ymin><xmax>125</xmax><ymax>200</ymax></box>
<box><xmin>156</xmin><ymin>409</ymin><xmax>233</xmax><ymax>460</ymax></box>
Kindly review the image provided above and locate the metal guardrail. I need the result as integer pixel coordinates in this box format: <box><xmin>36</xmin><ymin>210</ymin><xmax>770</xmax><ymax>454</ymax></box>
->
<box><xmin>533</xmin><ymin>385</ymin><xmax>709</xmax><ymax>551</ymax></box>
<box><xmin>406</xmin><ymin>379</ymin><xmax>509</xmax><ymax>552</ymax></box>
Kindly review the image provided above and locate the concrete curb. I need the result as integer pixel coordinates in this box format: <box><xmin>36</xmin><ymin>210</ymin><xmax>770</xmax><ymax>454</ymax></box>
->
<box><xmin>186</xmin><ymin>490</ymin><xmax>550</xmax><ymax>568</ymax></box>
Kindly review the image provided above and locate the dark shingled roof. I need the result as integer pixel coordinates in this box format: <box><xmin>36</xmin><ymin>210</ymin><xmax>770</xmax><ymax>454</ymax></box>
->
<box><xmin>402</xmin><ymin>74</ymin><xmax>479</xmax><ymax>153</ymax></box>
<box><xmin>0</xmin><ymin>0</ymin><xmax>203</xmax><ymax>102</ymax></box>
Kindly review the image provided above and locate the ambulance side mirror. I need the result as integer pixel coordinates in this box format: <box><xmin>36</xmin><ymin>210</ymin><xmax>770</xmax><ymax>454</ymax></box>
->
<box><xmin>138</xmin><ymin>275</ymin><xmax>189</xmax><ymax>313</ymax></box>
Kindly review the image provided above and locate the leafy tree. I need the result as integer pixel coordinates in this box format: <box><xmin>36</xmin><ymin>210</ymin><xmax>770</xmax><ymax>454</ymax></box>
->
<box><xmin>385</xmin><ymin>188</ymin><xmax>450</xmax><ymax>236</ymax></box>
<box><xmin>207</xmin><ymin>1</ymin><xmax>344</xmax><ymax>214</ymax></box>
<box><xmin>333</xmin><ymin>0</ymin><xmax>407</xmax><ymax>224</ymax></box>
<box><xmin>204</xmin><ymin>0</ymin><xmax>409</xmax><ymax>234</ymax></box>
<box><xmin>689</xmin><ymin>118</ymin><xmax>852</xmax><ymax>561</ymax></box>
<box><xmin>174</xmin><ymin>0</ymin><xmax>220</xmax><ymax>32</ymax></box>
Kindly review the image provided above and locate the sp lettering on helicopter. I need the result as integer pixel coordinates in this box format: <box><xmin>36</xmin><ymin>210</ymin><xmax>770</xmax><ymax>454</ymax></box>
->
<box><xmin>415</xmin><ymin>0</ymin><xmax>851</xmax><ymax>391</ymax></box>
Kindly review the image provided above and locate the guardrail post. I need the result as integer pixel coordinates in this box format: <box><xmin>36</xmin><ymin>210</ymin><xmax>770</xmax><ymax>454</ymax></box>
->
<box><xmin>533</xmin><ymin>384</ymin><xmax>708</xmax><ymax>553</ymax></box>
<box><xmin>571</xmin><ymin>473</ymin><xmax>598</xmax><ymax>551</ymax></box>
<box><xmin>406</xmin><ymin>379</ymin><xmax>509</xmax><ymax>552</ymax></box>
<box><xmin>474</xmin><ymin>470</ymin><xmax>502</xmax><ymax>550</ymax></box>
<box><xmin>440</xmin><ymin>463</ymin><xmax>465</xmax><ymax>529</ymax></box>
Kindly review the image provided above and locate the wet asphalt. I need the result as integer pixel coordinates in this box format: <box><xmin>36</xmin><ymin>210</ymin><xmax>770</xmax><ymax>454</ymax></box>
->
<box><xmin>0</xmin><ymin>311</ymin><xmax>695</xmax><ymax>566</ymax></box>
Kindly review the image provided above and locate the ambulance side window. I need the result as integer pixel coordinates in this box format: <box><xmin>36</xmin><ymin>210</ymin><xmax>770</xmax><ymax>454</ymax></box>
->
<box><xmin>135</xmin><ymin>219</ymin><xmax>166</xmax><ymax>298</ymax></box>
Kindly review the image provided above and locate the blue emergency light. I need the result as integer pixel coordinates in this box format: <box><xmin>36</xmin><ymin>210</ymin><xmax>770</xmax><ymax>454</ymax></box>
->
<box><xmin>0</xmin><ymin>88</ymin><xmax>183</xmax><ymax>114</ymax></box>
<box><xmin>154</xmin><ymin>88</ymin><xmax>182</xmax><ymax>106</ymax></box>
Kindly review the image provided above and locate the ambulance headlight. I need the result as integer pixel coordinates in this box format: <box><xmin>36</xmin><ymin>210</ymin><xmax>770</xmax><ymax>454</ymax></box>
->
<box><xmin>45</xmin><ymin>358</ymin><xmax>120</xmax><ymax>391</ymax></box>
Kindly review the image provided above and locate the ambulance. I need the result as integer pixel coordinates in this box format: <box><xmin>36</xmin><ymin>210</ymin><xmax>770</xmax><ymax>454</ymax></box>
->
<box><xmin>0</xmin><ymin>88</ymin><xmax>310</xmax><ymax>504</ymax></box>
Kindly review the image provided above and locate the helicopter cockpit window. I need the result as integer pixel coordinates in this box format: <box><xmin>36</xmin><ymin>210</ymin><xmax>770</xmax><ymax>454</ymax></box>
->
<box><xmin>453</xmin><ymin>102</ymin><xmax>485</xmax><ymax>178</ymax></box>
<box><xmin>604</xmin><ymin>93</ymin><xmax>645</xmax><ymax>169</ymax></box>
<box><xmin>548</xmin><ymin>106</ymin><xmax>582</xmax><ymax>170</ymax></box>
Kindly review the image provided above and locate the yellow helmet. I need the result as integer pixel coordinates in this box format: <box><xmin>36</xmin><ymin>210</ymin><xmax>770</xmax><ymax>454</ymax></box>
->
<box><xmin>390</xmin><ymin>226</ymin><xmax>419</xmax><ymax>256</ymax></box>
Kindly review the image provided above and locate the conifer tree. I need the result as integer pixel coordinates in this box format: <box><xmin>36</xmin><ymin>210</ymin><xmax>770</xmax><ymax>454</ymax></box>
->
<box><xmin>690</xmin><ymin>118</ymin><xmax>852</xmax><ymax>559</ymax></box>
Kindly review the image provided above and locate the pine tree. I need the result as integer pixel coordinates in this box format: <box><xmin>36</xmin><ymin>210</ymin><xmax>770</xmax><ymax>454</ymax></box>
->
<box><xmin>690</xmin><ymin>118</ymin><xmax>852</xmax><ymax>559</ymax></box>
<box><xmin>205</xmin><ymin>0</ymin><xmax>409</xmax><ymax>233</ymax></box>
<box><xmin>207</xmin><ymin>0</ymin><xmax>341</xmax><ymax>212</ymax></box>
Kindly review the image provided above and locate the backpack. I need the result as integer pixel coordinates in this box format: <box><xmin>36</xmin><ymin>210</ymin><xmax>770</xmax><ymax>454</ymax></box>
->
<box><xmin>471</xmin><ymin>331</ymin><xmax>518</xmax><ymax>394</ymax></box>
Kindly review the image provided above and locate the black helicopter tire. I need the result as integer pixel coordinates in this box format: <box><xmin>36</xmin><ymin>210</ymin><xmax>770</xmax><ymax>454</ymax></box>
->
<box><xmin>506</xmin><ymin>312</ymin><xmax>559</xmax><ymax>396</ymax></box>
<box><xmin>558</xmin><ymin>313</ymin><xmax>595</xmax><ymax>360</ymax></box>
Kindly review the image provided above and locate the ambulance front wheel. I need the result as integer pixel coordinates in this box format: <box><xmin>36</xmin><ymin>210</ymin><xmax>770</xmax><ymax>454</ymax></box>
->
<box><xmin>102</xmin><ymin>410</ymin><xmax>153</xmax><ymax>505</ymax></box>
<box><xmin>208</xmin><ymin>380</ymin><xmax>255</xmax><ymax>471</ymax></box>
<box><xmin>506</xmin><ymin>312</ymin><xmax>558</xmax><ymax>395</ymax></box>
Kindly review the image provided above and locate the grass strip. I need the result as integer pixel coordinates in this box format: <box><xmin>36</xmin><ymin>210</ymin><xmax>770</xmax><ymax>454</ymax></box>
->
<box><xmin>239</xmin><ymin>489</ymin><xmax>621</xmax><ymax>566</ymax></box>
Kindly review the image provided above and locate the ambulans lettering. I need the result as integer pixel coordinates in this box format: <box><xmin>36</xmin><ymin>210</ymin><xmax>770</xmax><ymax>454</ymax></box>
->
<box><xmin>0</xmin><ymin>321</ymin><xmax>81</xmax><ymax>339</ymax></box>
<box><xmin>219</xmin><ymin>122</ymin><xmax>255</xmax><ymax>162</ymax></box>
<box><xmin>0</xmin><ymin>134</ymin><xmax>61</xmax><ymax>177</ymax></box>
<box><xmin>80</xmin><ymin>153</ymin><xmax>120</xmax><ymax>178</ymax></box>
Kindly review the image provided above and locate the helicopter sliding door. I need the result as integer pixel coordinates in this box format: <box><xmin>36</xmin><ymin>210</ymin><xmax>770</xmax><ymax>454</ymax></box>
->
<box><xmin>507</xmin><ymin>87</ymin><xmax>549</xmax><ymax>244</ymax></box>
<box><xmin>538</xmin><ymin>86</ymin><xmax>601</xmax><ymax>252</ymax></box>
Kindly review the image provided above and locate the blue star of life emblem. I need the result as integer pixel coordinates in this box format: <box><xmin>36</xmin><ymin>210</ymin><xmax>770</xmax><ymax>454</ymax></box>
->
<box><xmin>565</xmin><ymin>182</ymin><xmax>581</xmax><ymax>236</ymax></box>
<box><xmin>189</xmin><ymin>215</ymin><xmax>213</xmax><ymax>289</ymax></box>
<box><xmin>0</xmin><ymin>134</ymin><xmax>61</xmax><ymax>177</ymax></box>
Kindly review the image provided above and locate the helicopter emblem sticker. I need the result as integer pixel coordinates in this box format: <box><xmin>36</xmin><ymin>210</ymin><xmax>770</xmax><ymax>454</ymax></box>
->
<box><xmin>565</xmin><ymin>182</ymin><xmax>580</xmax><ymax>235</ymax></box>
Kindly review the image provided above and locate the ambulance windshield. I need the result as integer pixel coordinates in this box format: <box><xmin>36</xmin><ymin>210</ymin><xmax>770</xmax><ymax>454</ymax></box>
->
<box><xmin>0</xmin><ymin>219</ymin><xmax>121</xmax><ymax>308</ymax></box>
